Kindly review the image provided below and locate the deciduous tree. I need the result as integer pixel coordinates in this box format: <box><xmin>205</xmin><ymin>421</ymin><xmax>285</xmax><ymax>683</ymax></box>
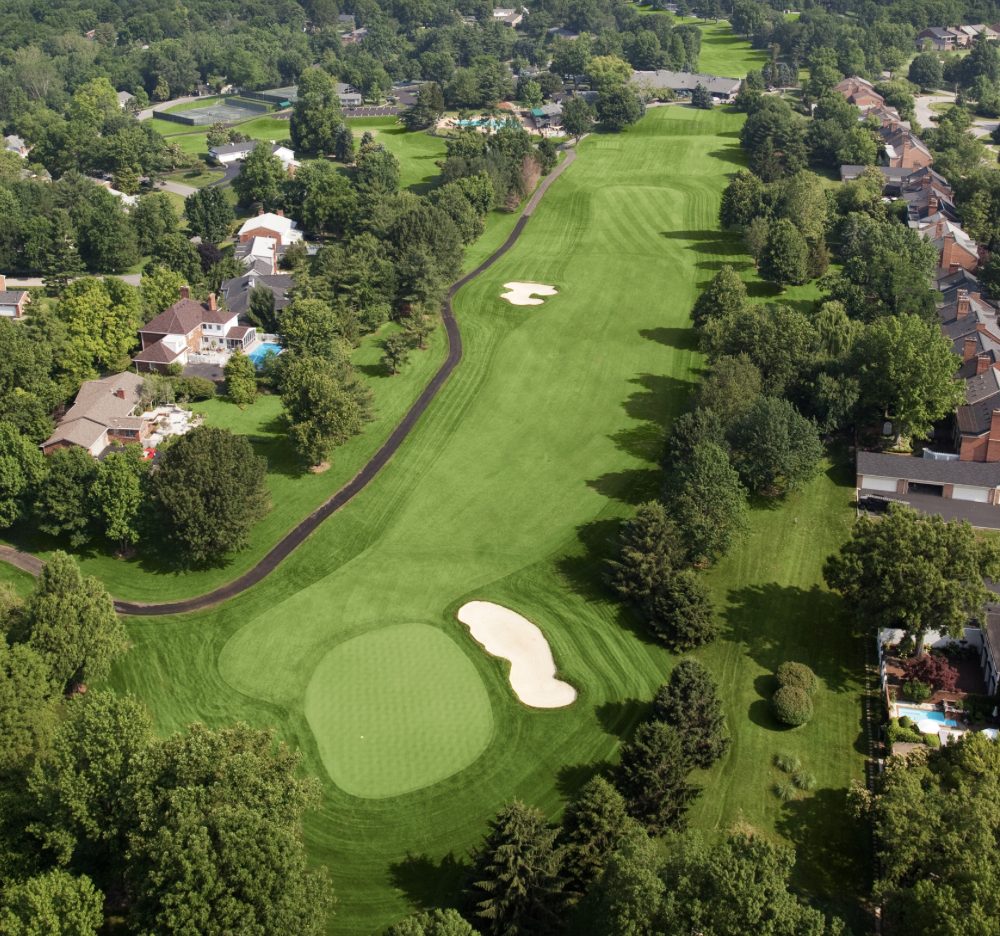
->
<box><xmin>224</xmin><ymin>350</ymin><xmax>257</xmax><ymax>406</ymax></box>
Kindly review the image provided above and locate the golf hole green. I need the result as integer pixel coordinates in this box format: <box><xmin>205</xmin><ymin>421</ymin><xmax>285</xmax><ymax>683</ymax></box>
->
<box><xmin>305</xmin><ymin>623</ymin><xmax>493</xmax><ymax>798</ymax></box>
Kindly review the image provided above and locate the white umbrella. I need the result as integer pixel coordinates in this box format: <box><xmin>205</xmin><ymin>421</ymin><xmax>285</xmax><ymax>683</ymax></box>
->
<box><xmin>918</xmin><ymin>718</ymin><xmax>942</xmax><ymax>734</ymax></box>
<box><xmin>980</xmin><ymin>728</ymin><xmax>999</xmax><ymax>741</ymax></box>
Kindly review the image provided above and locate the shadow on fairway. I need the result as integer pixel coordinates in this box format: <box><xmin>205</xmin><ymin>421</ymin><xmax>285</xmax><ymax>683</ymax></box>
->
<box><xmin>724</xmin><ymin>583</ymin><xmax>856</xmax><ymax>692</ymax></box>
<box><xmin>587</xmin><ymin>468</ymin><xmax>662</xmax><ymax>505</ymax></box>
<box><xmin>388</xmin><ymin>852</ymin><xmax>469</xmax><ymax>910</ymax></box>
<box><xmin>776</xmin><ymin>787</ymin><xmax>870</xmax><ymax>927</ymax></box>
<box><xmin>596</xmin><ymin>698</ymin><xmax>653</xmax><ymax>739</ymax></box>
<box><xmin>556</xmin><ymin>760</ymin><xmax>610</xmax><ymax>798</ymax></box>
<box><xmin>638</xmin><ymin>326</ymin><xmax>699</xmax><ymax>351</ymax></box>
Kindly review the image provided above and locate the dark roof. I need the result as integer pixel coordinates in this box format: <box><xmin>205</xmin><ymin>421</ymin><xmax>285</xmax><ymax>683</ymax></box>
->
<box><xmin>937</xmin><ymin>267</ymin><xmax>980</xmax><ymax>294</ymax></box>
<box><xmin>209</xmin><ymin>140</ymin><xmax>259</xmax><ymax>157</ymax></box>
<box><xmin>132</xmin><ymin>338</ymin><xmax>185</xmax><ymax>364</ymax></box>
<box><xmin>141</xmin><ymin>298</ymin><xmax>231</xmax><ymax>336</ymax></box>
<box><xmin>220</xmin><ymin>273</ymin><xmax>294</xmax><ymax>316</ymax></box>
<box><xmin>0</xmin><ymin>290</ymin><xmax>28</xmax><ymax>304</ymax></box>
<box><xmin>226</xmin><ymin>325</ymin><xmax>253</xmax><ymax>339</ymax></box>
<box><xmin>632</xmin><ymin>69</ymin><xmax>741</xmax><ymax>96</ymax></box>
<box><xmin>858</xmin><ymin>450</ymin><xmax>1000</xmax><ymax>486</ymax></box>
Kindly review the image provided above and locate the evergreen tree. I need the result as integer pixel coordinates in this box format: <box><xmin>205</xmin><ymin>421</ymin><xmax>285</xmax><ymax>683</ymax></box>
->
<box><xmin>224</xmin><ymin>350</ymin><xmax>258</xmax><ymax>406</ymax></box>
<box><xmin>615</xmin><ymin>721</ymin><xmax>697</xmax><ymax>834</ymax></box>
<box><xmin>334</xmin><ymin>122</ymin><xmax>356</xmax><ymax>163</ymax></box>
<box><xmin>43</xmin><ymin>210</ymin><xmax>84</xmax><ymax>296</ymax></box>
<box><xmin>759</xmin><ymin>218</ymin><xmax>809</xmax><ymax>286</ymax></box>
<box><xmin>400</xmin><ymin>82</ymin><xmax>446</xmax><ymax>131</ymax></box>
<box><xmin>690</xmin><ymin>83</ymin><xmax>713</xmax><ymax>109</ymax></box>
<box><xmin>606</xmin><ymin>501</ymin><xmax>684</xmax><ymax>603</ymax></box>
<box><xmin>645</xmin><ymin>569</ymin><xmax>717</xmax><ymax>651</ymax></box>
<box><xmin>560</xmin><ymin>777</ymin><xmax>638</xmax><ymax>896</ymax></box>
<box><xmin>466</xmin><ymin>801</ymin><xmax>566</xmax><ymax>936</ymax></box>
<box><xmin>651</xmin><ymin>659</ymin><xmax>730</xmax><ymax>769</ymax></box>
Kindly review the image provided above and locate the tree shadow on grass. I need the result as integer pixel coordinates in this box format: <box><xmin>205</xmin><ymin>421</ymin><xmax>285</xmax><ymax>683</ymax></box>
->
<box><xmin>388</xmin><ymin>852</ymin><xmax>469</xmax><ymax>911</ymax></box>
<box><xmin>622</xmin><ymin>373</ymin><xmax>698</xmax><ymax>427</ymax></box>
<box><xmin>638</xmin><ymin>326</ymin><xmax>700</xmax><ymax>352</ymax></box>
<box><xmin>556</xmin><ymin>761</ymin><xmax>610</xmax><ymax>799</ymax></box>
<box><xmin>707</xmin><ymin>145</ymin><xmax>748</xmax><ymax>167</ymax></box>
<box><xmin>586</xmin><ymin>468</ymin><xmax>662</xmax><ymax>505</ymax></box>
<box><xmin>596</xmin><ymin>698</ymin><xmax>653</xmax><ymax>739</ymax></box>
<box><xmin>724</xmin><ymin>583</ymin><xmax>856</xmax><ymax>692</ymax></box>
<box><xmin>357</xmin><ymin>362</ymin><xmax>388</xmax><ymax>378</ymax></box>
<box><xmin>775</xmin><ymin>788</ymin><xmax>871</xmax><ymax>928</ymax></box>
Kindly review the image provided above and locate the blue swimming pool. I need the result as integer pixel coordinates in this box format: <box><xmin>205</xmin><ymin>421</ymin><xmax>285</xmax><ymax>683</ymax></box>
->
<box><xmin>248</xmin><ymin>342</ymin><xmax>282</xmax><ymax>368</ymax></box>
<box><xmin>896</xmin><ymin>705</ymin><xmax>959</xmax><ymax>727</ymax></box>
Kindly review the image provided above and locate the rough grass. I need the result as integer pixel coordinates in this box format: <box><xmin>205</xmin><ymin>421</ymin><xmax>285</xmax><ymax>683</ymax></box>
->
<box><xmin>108</xmin><ymin>106</ymin><xmax>867</xmax><ymax>934</ymax></box>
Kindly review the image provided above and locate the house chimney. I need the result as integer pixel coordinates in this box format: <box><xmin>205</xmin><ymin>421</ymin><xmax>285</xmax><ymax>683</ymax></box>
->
<box><xmin>957</xmin><ymin>289</ymin><xmax>971</xmax><ymax>319</ymax></box>
<box><xmin>978</xmin><ymin>353</ymin><xmax>991</xmax><ymax>375</ymax></box>
<box><xmin>114</xmin><ymin>387</ymin><xmax>125</xmax><ymax>399</ymax></box>
<box><xmin>276</xmin><ymin>209</ymin><xmax>284</xmax><ymax>217</ymax></box>
<box><xmin>964</xmin><ymin>335</ymin><xmax>978</xmax><ymax>361</ymax></box>
<box><xmin>179</xmin><ymin>285</ymin><xmax>189</xmax><ymax>300</ymax></box>
<box><xmin>991</xmin><ymin>410</ymin><xmax>1000</xmax><ymax>448</ymax></box>
<box><xmin>208</xmin><ymin>292</ymin><xmax>217</xmax><ymax>312</ymax></box>
<box><xmin>928</xmin><ymin>192</ymin><xmax>938</xmax><ymax>214</ymax></box>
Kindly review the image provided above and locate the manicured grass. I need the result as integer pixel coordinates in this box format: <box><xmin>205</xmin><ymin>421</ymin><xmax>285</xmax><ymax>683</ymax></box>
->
<box><xmin>346</xmin><ymin>117</ymin><xmax>448</xmax><ymax>192</ymax></box>
<box><xmin>110</xmin><ymin>106</ymin><xmax>866</xmax><ymax>933</ymax></box>
<box><xmin>0</xmin><ymin>561</ymin><xmax>37</xmax><ymax>597</ymax></box>
<box><xmin>163</xmin><ymin>167</ymin><xmax>225</xmax><ymax>188</ymax></box>
<box><xmin>303</xmin><ymin>623</ymin><xmax>493</xmax><ymax>798</ymax></box>
<box><xmin>147</xmin><ymin>115</ymin><xmax>291</xmax><ymax>158</ymax></box>
<box><xmin>695</xmin><ymin>21</ymin><xmax>770</xmax><ymax>77</ymax></box>
<box><xmin>20</xmin><ymin>323</ymin><xmax>448</xmax><ymax>600</ymax></box>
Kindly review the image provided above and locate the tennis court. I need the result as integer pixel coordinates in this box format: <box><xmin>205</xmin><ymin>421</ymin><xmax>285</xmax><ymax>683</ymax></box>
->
<box><xmin>158</xmin><ymin>98</ymin><xmax>272</xmax><ymax>126</ymax></box>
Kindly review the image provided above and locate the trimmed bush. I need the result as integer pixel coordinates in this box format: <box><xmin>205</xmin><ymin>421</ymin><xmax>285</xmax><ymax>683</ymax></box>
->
<box><xmin>776</xmin><ymin>661</ymin><xmax>818</xmax><ymax>695</ymax></box>
<box><xmin>901</xmin><ymin>680</ymin><xmax>932</xmax><ymax>703</ymax></box>
<box><xmin>772</xmin><ymin>686</ymin><xmax>813</xmax><ymax>726</ymax></box>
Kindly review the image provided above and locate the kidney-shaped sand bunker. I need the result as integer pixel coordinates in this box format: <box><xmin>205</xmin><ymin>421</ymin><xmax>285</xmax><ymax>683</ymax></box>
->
<box><xmin>305</xmin><ymin>623</ymin><xmax>493</xmax><ymax>798</ymax></box>
<box><xmin>457</xmin><ymin>601</ymin><xmax>577</xmax><ymax>708</ymax></box>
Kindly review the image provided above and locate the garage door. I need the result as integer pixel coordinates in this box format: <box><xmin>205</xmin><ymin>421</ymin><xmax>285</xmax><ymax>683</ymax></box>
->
<box><xmin>952</xmin><ymin>484</ymin><xmax>991</xmax><ymax>503</ymax></box>
<box><xmin>861</xmin><ymin>475</ymin><xmax>898</xmax><ymax>493</ymax></box>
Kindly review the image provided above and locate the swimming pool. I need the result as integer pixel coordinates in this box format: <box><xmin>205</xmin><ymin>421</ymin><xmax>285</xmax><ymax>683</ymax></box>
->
<box><xmin>248</xmin><ymin>342</ymin><xmax>282</xmax><ymax>367</ymax></box>
<box><xmin>896</xmin><ymin>705</ymin><xmax>959</xmax><ymax>727</ymax></box>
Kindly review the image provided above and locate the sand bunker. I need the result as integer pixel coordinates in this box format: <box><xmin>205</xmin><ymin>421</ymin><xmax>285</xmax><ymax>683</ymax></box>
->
<box><xmin>457</xmin><ymin>601</ymin><xmax>577</xmax><ymax>708</ymax></box>
<box><xmin>500</xmin><ymin>282</ymin><xmax>558</xmax><ymax>306</ymax></box>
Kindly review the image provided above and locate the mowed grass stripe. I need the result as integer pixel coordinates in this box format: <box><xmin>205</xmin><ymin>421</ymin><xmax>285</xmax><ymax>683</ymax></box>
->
<box><xmin>111</xmin><ymin>107</ymin><xmax>866</xmax><ymax>934</ymax></box>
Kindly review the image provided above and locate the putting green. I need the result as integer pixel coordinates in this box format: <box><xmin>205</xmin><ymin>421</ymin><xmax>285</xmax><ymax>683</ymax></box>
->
<box><xmin>304</xmin><ymin>623</ymin><xmax>493</xmax><ymax>798</ymax></box>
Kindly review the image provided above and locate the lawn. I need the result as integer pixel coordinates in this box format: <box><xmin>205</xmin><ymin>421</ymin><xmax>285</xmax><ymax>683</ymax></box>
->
<box><xmin>16</xmin><ymin>322</ymin><xmax>448</xmax><ymax>601</ymax></box>
<box><xmin>346</xmin><ymin>117</ymin><xmax>448</xmax><ymax>192</ymax></box>
<box><xmin>109</xmin><ymin>106</ymin><xmax>866</xmax><ymax>933</ymax></box>
<box><xmin>642</xmin><ymin>16</ymin><xmax>771</xmax><ymax>76</ymax></box>
<box><xmin>147</xmin><ymin>115</ymin><xmax>292</xmax><ymax>158</ymax></box>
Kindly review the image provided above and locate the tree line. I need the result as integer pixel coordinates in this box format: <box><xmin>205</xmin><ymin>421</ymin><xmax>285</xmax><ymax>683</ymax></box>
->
<box><xmin>387</xmin><ymin>658</ymin><xmax>845</xmax><ymax>935</ymax></box>
<box><xmin>0</xmin><ymin>551</ymin><xmax>331</xmax><ymax>933</ymax></box>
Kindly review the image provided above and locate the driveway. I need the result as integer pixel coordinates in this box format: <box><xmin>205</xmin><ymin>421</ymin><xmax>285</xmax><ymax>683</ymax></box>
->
<box><xmin>208</xmin><ymin>163</ymin><xmax>242</xmax><ymax>187</ymax></box>
<box><xmin>913</xmin><ymin>92</ymin><xmax>955</xmax><ymax>128</ymax></box>
<box><xmin>6</xmin><ymin>274</ymin><xmax>142</xmax><ymax>288</ymax></box>
<box><xmin>156</xmin><ymin>179</ymin><xmax>198</xmax><ymax>197</ymax></box>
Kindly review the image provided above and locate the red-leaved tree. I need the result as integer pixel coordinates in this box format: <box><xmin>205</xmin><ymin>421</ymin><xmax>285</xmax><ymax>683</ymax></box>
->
<box><xmin>900</xmin><ymin>653</ymin><xmax>960</xmax><ymax>692</ymax></box>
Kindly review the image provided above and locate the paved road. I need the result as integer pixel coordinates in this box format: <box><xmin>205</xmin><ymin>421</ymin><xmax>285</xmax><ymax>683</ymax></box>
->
<box><xmin>113</xmin><ymin>144</ymin><xmax>579</xmax><ymax>616</ymax></box>
<box><xmin>156</xmin><ymin>179</ymin><xmax>198</xmax><ymax>197</ymax></box>
<box><xmin>6</xmin><ymin>274</ymin><xmax>141</xmax><ymax>288</ymax></box>
<box><xmin>913</xmin><ymin>92</ymin><xmax>955</xmax><ymax>128</ymax></box>
<box><xmin>137</xmin><ymin>95</ymin><xmax>203</xmax><ymax>121</ymax></box>
<box><xmin>0</xmin><ymin>146</ymin><xmax>581</xmax><ymax>615</ymax></box>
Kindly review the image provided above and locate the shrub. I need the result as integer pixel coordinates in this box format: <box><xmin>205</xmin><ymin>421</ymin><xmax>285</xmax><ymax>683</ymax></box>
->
<box><xmin>776</xmin><ymin>661</ymin><xmax>818</xmax><ymax>695</ymax></box>
<box><xmin>898</xmin><ymin>715</ymin><xmax>914</xmax><ymax>730</ymax></box>
<box><xmin>925</xmin><ymin>733</ymin><xmax>941</xmax><ymax>748</ymax></box>
<box><xmin>171</xmin><ymin>376</ymin><xmax>216</xmax><ymax>401</ymax></box>
<box><xmin>885</xmin><ymin>718</ymin><xmax>922</xmax><ymax>745</ymax></box>
<box><xmin>900</xmin><ymin>653</ymin><xmax>959</xmax><ymax>692</ymax></box>
<box><xmin>791</xmin><ymin>770</ymin><xmax>815</xmax><ymax>791</ymax></box>
<box><xmin>901</xmin><ymin>680</ymin><xmax>932</xmax><ymax>703</ymax></box>
<box><xmin>772</xmin><ymin>686</ymin><xmax>813</xmax><ymax>726</ymax></box>
<box><xmin>774</xmin><ymin>781</ymin><xmax>796</xmax><ymax>801</ymax></box>
<box><xmin>774</xmin><ymin>753</ymin><xmax>801</xmax><ymax>773</ymax></box>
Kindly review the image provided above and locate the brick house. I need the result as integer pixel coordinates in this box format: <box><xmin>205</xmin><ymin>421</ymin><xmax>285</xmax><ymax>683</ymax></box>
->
<box><xmin>0</xmin><ymin>275</ymin><xmax>30</xmax><ymax>318</ymax></box>
<box><xmin>881</xmin><ymin>127</ymin><xmax>934</xmax><ymax>169</ymax></box>
<box><xmin>132</xmin><ymin>287</ymin><xmax>255</xmax><ymax>373</ymax></box>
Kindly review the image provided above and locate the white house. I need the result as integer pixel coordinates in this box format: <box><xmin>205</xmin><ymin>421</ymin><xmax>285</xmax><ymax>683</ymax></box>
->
<box><xmin>4</xmin><ymin>135</ymin><xmax>28</xmax><ymax>158</ymax></box>
<box><xmin>209</xmin><ymin>140</ymin><xmax>259</xmax><ymax>165</ymax></box>
<box><xmin>236</xmin><ymin>210</ymin><xmax>304</xmax><ymax>246</ymax></box>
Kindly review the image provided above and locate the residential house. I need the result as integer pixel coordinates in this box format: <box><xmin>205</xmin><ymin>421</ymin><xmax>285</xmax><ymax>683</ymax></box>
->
<box><xmin>209</xmin><ymin>140</ymin><xmax>298</xmax><ymax>172</ymax></box>
<box><xmin>833</xmin><ymin>76</ymin><xmax>885</xmax><ymax>109</ymax></box>
<box><xmin>341</xmin><ymin>26</ymin><xmax>368</xmax><ymax>44</ymax></box>
<box><xmin>0</xmin><ymin>276</ymin><xmax>30</xmax><ymax>318</ymax></box>
<box><xmin>220</xmin><ymin>272</ymin><xmax>294</xmax><ymax>316</ymax></box>
<box><xmin>981</xmin><ymin>608</ymin><xmax>1000</xmax><ymax>694</ymax></box>
<box><xmin>132</xmin><ymin>287</ymin><xmax>256</xmax><ymax>373</ymax></box>
<box><xmin>493</xmin><ymin>7</ymin><xmax>524</xmax><ymax>27</ymax></box>
<box><xmin>3</xmin><ymin>134</ymin><xmax>27</xmax><ymax>158</ymax></box>
<box><xmin>116</xmin><ymin>91</ymin><xmax>135</xmax><ymax>109</ymax></box>
<box><xmin>914</xmin><ymin>215</ymin><xmax>980</xmax><ymax>271</ymax></box>
<box><xmin>880</xmin><ymin>126</ymin><xmax>934</xmax><ymax>169</ymax></box>
<box><xmin>917</xmin><ymin>27</ymin><xmax>959</xmax><ymax>50</ymax></box>
<box><xmin>631</xmin><ymin>69</ymin><xmax>742</xmax><ymax>101</ymax></box>
<box><xmin>335</xmin><ymin>82</ymin><xmax>363</xmax><ymax>107</ymax></box>
<box><xmin>41</xmin><ymin>372</ymin><xmax>150</xmax><ymax>457</ymax></box>
<box><xmin>547</xmin><ymin>26</ymin><xmax>581</xmax><ymax>39</ymax></box>
<box><xmin>235</xmin><ymin>236</ymin><xmax>280</xmax><ymax>275</ymax></box>
<box><xmin>530</xmin><ymin>102</ymin><xmax>563</xmax><ymax>129</ymax></box>
<box><xmin>237</xmin><ymin>210</ymin><xmax>304</xmax><ymax>247</ymax></box>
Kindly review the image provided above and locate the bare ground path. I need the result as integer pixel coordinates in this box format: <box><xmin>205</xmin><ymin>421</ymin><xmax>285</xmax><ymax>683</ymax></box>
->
<box><xmin>3</xmin><ymin>146</ymin><xmax>580</xmax><ymax>616</ymax></box>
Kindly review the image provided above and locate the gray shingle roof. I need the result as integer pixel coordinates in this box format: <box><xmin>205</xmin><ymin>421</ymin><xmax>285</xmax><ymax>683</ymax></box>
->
<box><xmin>858</xmin><ymin>450</ymin><xmax>1000</xmax><ymax>487</ymax></box>
<box><xmin>632</xmin><ymin>69</ymin><xmax>741</xmax><ymax>96</ymax></box>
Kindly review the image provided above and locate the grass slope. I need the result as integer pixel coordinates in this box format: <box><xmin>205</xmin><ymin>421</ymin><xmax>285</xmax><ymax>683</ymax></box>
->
<box><xmin>110</xmin><ymin>106</ymin><xmax>865</xmax><ymax>934</ymax></box>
